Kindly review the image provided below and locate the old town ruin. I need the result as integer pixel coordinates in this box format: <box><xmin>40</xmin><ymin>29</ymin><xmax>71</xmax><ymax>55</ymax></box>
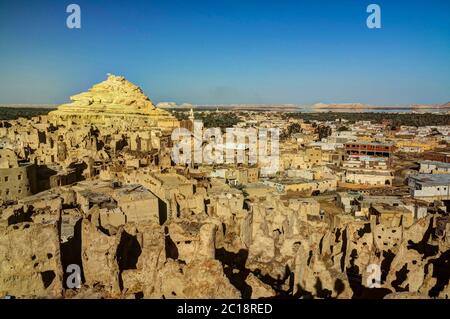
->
<box><xmin>0</xmin><ymin>74</ymin><xmax>449</xmax><ymax>299</ymax></box>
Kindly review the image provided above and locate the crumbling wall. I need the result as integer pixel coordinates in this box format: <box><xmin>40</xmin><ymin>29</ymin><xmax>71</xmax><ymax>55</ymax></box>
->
<box><xmin>0</xmin><ymin>222</ymin><xmax>63</xmax><ymax>298</ymax></box>
<box><xmin>81</xmin><ymin>218</ymin><xmax>121</xmax><ymax>295</ymax></box>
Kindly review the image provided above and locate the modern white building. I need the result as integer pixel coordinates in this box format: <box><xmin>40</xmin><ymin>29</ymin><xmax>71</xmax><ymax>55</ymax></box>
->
<box><xmin>409</xmin><ymin>174</ymin><xmax>450</xmax><ymax>200</ymax></box>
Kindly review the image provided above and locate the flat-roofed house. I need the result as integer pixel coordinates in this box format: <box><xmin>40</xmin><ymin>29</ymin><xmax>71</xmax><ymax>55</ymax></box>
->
<box><xmin>409</xmin><ymin>174</ymin><xmax>450</xmax><ymax>201</ymax></box>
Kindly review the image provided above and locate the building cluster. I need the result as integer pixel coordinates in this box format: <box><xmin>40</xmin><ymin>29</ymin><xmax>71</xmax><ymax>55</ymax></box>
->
<box><xmin>0</xmin><ymin>75</ymin><xmax>449</xmax><ymax>299</ymax></box>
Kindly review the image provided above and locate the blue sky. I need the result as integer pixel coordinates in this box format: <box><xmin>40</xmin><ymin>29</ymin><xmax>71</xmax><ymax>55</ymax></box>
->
<box><xmin>0</xmin><ymin>0</ymin><xmax>449</xmax><ymax>105</ymax></box>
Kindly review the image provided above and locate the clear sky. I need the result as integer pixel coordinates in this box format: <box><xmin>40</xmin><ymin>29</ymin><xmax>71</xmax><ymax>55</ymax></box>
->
<box><xmin>0</xmin><ymin>0</ymin><xmax>449</xmax><ymax>105</ymax></box>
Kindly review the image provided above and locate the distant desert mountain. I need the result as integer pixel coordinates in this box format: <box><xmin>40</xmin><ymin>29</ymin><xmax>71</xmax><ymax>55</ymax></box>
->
<box><xmin>312</xmin><ymin>102</ymin><xmax>450</xmax><ymax>110</ymax></box>
<box><xmin>409</xmin><ymin>103</ymin><xmax>450</xmax><ymax>109</ymax></box>
<box><xmin>312</xmin><ymin>103</ymin><xmax>369</xmax><ymax>109</ymax></box>
<box><xmin>156</xmin><ymin>102</ymin><xmax>194</xmax><ymax>109</ymax></box>
<box><xmin>156</xmin><ymin>102</ymin><xmax>178</xmax><ymax>108</ymax></box>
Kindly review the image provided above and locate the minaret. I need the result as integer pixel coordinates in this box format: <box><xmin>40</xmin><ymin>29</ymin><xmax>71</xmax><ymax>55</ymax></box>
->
<box><xmin>189</xmin><ymin>108</ymin><xmax>195</xmax><ymax>123</ymax></box>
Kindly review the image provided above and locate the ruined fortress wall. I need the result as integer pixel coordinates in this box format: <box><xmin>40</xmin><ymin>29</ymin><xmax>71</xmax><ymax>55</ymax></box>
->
<box><xmin>0</xmin><ymin>164</ymin><xmax>36</xmax><ymax>203</ymax></box>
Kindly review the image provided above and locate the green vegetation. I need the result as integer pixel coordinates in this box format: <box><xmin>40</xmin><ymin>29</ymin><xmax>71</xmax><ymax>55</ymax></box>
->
<box><xmin>286</xmin><ymin>123</ymin><xmax>301</xmax><ymax>135</ymax></box>
<box><xmin>198</xmin><ymin>112</ymin><xmax>240</xmax><ymax>128</ymax></box>
<box><xmin>172</xmin><ymin>110</ymin><xmax>240</xmax><ymax>128</ymax></box>
<box><xmin>281</xmin><ymin>122</ymin><xmax>301</xmax><ymax>140</ymax></box>
<box><xmin>283</xmin><ymin>112</ymin><xmax>450</xmax><ymax>127</ymax></box>
<box><xmin>172</xmin><ymin>110</ymin><xmax>188</xmax><ymax>121</ymax></box>
<box><xmin>0</xmin><ymin>107</ymin><xmax>52</xmax><ymax>120</ymax></box>
<box><xmin>3</xmin><ymin>107</ymin><xmax>448</xmax><ymax>129</ymax></box>
<box><xmin>316</xmin><ymin>124</ymin><xmax>332</xmax><ymax>140</ymax></box>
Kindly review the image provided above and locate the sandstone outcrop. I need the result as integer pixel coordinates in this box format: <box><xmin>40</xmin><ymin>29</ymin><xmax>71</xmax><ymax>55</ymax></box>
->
<box><xmin>48</xmin><ymin>74</ymin><xmax>179</xmax><ymax>130</ymax></box>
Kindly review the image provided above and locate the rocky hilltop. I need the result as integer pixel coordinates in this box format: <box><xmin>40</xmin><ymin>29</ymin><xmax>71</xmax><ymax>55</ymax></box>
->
<box><xmin>48</xmin><ymin>74</ymin><xmax>179</xmax><ymax>129</ymax></box>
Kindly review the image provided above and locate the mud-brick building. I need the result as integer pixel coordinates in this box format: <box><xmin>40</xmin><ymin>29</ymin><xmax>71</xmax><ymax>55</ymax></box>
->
<box><xmin>0</xmin><ymin>148</ymin><xmax>37</xmax><ymax>203</ymax></box>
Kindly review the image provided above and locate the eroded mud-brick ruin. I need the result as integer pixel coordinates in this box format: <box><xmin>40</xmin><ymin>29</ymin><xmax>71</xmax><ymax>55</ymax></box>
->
<box><xmin>1</xmin><ymin>75</ymin><xmax>449</xmax><ymax>299</ymax></box>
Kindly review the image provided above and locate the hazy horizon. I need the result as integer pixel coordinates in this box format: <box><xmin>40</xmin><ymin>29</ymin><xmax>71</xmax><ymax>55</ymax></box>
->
<box><xmin>1</xmin><ymin>101</ymin><xmax>449</xmax><ymax>109</ymax></box>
